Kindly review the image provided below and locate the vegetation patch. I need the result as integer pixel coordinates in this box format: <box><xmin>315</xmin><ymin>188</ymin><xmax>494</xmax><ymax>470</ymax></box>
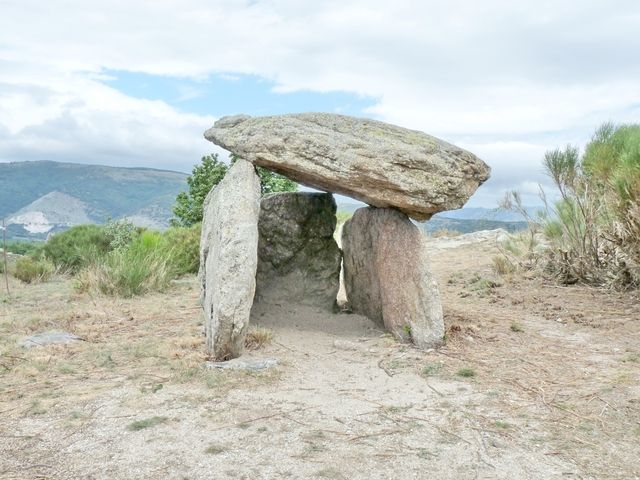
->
<box><xmin>422</xmin><ymin>362</ymin><xmax>444</xmax><ymax>377</ymax></box>
<box><xmin>502</xmin><ymin>122</ymin><xmax>640</xmax><ymax>288</ymax></box>
<box><xmin>205</xmin><ymin>444</ymin><xmax>227</xmax><ymax>455</ymax></box>
<box><xmin>456</xmin><ymin>368</ymin><xmax>476</xmax><ymax>378</ymax></box>
<box><xmin>127</xmin><ymin>416</ymin><xmax>169</xmax><ymax>431</ymax></box>
<box><xmin>510</xmin><ymin>322</ymin><xmax>524</xmax><ymax>333</ymax></box>
<box><xmin>244</xmin><ymin>327</ymin><xmax>274</xmax><ymax>350</ymax></box>
<box><xmin>13</xmin><ymin>256</ymin><xmax>54</xmax><ymax>284</ymax></box>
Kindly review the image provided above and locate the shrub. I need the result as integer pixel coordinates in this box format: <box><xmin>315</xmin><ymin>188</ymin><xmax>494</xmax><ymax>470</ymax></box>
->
<box><xmin>503</xmin><ymin>122</ymin><xmax>640</xmax><ymax>288</ymax></box>
<box><xmin>13</xmin><ymin>257</ymin><xmax>54</xmax><ymax>283</ymax></box>
<box><xmin>76</xmin><ymin>245</ymin><xmax>172</xmax><ymax>298</ymax></box>
<box><xmin>103</xmin><ymin>218</ymin><xmax>138</xmax><ymax>251</ymax></box>
<box><xmin>44</xmin><ymin>225</ymin><xmax>111</xmax><ymax>272</ymax></box>
<box><xmin>161</xmin><ymin>224</ymin><xmax>201</xmax><ymax>275</ymax></box>
<box><xmin>3</xmin><ymin>240</ymin><xmax>42</xmax><ymax>256</ymax></box>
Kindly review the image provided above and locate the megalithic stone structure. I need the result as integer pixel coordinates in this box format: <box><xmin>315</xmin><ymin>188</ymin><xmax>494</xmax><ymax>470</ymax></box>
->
<box><xmin>199</xmin><ymin>159</ymin><xmax>261</xmax><ymax>360</ymax></box>
<box><xmin>201</xmin><ymin>113</ymin><xmax>490</xmax><ymax>357</ymax></box>
<box><xmin>342</xmin><ymin>207</ymin><xmax>444</xmax><ymax>348</ymax></box>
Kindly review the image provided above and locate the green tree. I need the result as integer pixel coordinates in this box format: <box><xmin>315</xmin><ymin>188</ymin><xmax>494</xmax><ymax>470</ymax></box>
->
<box><xmin>172</xmin><ymin>153</ymin><xmax>297</xmax><ymax>226</ymax></box>
<box><xmin>172</xmin><ymin>154</ymin><xmax>229</xmax><ymax>227</ymax></box>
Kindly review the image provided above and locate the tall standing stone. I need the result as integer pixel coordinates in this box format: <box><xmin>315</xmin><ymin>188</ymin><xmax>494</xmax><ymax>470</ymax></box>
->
<box><xmin>342</xmin><ymin>207</ymin><xmax>444</xmax><ymax>348</ymax></box>
<box><xmin>199</xmin><ymin>159</ymin><xmax>261</xmax><ymax>360</ymax></box>
<box><xmin>255</xmin><ymin>192</ymin><xmax>341</xmax><ymax>311</ymax></box>
<box><xmin>204</xmin><ymin>113</ymin><xmax>490</xmax><ymax>221</ymax></box>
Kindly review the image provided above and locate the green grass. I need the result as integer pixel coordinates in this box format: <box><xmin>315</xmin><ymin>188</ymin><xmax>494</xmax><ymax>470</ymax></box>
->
<box><xmin>127</xmin><ymin>416</ymin><xmax>169</xmax><ymax>431</ymax></box>
<box><xmin>422</xmin><ymin>362</ymin><xmax>443</xmax><ymax>377</ymax></box>
<box><xmin>510</xmin><ymin>322</ymin><xmax>524</xmax><ymax>333</ymax></box>
<box><xmin>456</xmin><ymin>368</ymin><xmax>476</xmax><ymax>378</ymax></box>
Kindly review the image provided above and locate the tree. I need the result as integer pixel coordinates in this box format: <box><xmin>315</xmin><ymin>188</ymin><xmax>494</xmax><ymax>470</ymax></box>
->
<box><xmin>172</xmin><ymin>154</ymin><xmax>228</xmax><ymax>227</ymax></box>
<box><xmin>172</xmin><ymin>153</ymin><xmax>298</xmax><ymax>226</ymax></box>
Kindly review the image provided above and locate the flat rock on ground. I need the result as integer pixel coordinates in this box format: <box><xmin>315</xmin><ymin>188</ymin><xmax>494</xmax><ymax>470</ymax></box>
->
<box><xmin>204</xmin><ymin>113</ymin><xmax>490</xmax><ymax>221</ymax></box>
<box><xmin>256</xmin><ymin>192</ymin><xmax>341</xmax><ymax>310</ymax></box>
<box><xmin>199</xmin><ymin>159</ymin><xmax>261</xmax><ymax>360</ymax></box>
<box><xmin>19</xmin><ymin>331</ymin><xmax>82</xmax><ymax>348</ymax></box>
<box><xmin>342</xmin><ymin>207</ymin><xmax>444</xmax><ymax>347</ymax></box>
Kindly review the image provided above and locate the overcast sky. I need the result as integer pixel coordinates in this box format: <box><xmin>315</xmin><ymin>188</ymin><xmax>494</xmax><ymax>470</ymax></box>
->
<box><xmin>1</xmin><ymin>0</ymin><xmax>639</xmax><ymax>207</ymax></box>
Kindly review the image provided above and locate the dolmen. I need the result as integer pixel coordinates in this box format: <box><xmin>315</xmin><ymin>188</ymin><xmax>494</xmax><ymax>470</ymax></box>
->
<box><xmin>200</xmin><ymin>113</ymin><xmax>490</xmax><ymax>360</ymax></box>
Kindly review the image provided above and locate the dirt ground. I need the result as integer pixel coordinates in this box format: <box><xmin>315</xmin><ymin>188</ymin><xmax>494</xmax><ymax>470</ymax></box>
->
<box><xmin>1</xmin><ymin>233</ymin><xmax>639</xmax><ymax>480</ymax></box>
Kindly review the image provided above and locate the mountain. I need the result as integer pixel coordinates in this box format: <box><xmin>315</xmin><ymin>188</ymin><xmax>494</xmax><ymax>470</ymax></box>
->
<box><xmin>433</xmin><ymin>206</ymin><xmax>542</xmax><ymax>222</ymax></box>
<box><xmin>336</xmin><ymin>202</ymin><xmax>529</xmax><ymax>234</ymax></box>
<box><xmin>1</xmin><ymin>161</ymin><xmax>187</xmax><ymax>240</ymax></box>
<box><xmin>419</xmin><ymin>216</ymin><xmax>527</xmax><ymax>234</ymax></box>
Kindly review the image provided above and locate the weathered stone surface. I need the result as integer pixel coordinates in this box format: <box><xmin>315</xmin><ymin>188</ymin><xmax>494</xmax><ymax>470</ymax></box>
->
<box><xmin>199</xmin><ymin>159</ymin><xmax>261</xmax><ymax>360</ymax></box>
<box><xmin>255</xmin><ymin>192</ymin><xmax>341</xmax><ymax>310</ymax></box>
<box><xmin>204</xmin><ymin>113</ymin><xmax>490</xmax><ymax>221</ymax></box>
<box><xmin>204</xmin><ymin>357</ymin><xmax>279</xmax><ymax>372</ymax></box>
<box><xmin>342</xmin><ymin>207</ymin><xmax>444</xmax><ymax>348</ymax></box>
<box><xmin>20</xmin><ymin>331</ymin><xmax>82</xmax><ymax>348</ymax></box>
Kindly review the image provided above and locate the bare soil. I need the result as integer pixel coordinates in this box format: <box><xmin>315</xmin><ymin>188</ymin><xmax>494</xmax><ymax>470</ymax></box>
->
<box><xmin>1</xmin><ymin>235</ymin><xmax>639</xmax><ymax>479</ymax></box>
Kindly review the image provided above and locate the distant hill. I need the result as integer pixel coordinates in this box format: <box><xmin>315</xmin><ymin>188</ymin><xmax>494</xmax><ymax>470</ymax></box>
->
<box><xmin>1</xmin><ymin>161</ymin><xmax>187</xmax><ymax>240</ymax></box>
<box><xmin>337</xmin><ymin>202</ymin><xmax>529</xmax><ymax>234</ymax></box>
<box><xmin>419</xmin><ymin>216</ymin><xmax>527</xmax><ymax>234</ymax></box>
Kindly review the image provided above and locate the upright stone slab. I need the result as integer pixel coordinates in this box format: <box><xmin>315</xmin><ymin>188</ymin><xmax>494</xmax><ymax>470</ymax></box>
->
<box><xmin>199</xmin><ymin>159</ymin><xmax>261</xmax><ymax>360</ymax></box>
<box><xmin>255</xmin><ymin>192</ymin><xmax>341</xmax><ymax>310</ymax></box>
<box><xmin>342</xmin><ymin>207</ymin><xmax>444</xmax><ymax>348</ymax></box>
<box><xmin>205</xmin><ymin>113</ymin><xmax>490</xmax><ymax>221</ymax></box>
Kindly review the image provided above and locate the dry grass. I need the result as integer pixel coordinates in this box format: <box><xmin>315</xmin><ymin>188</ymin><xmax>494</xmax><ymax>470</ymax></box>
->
<box><xmin>0</xmin><ymin>275</ymin><xmax>277</xmax><ymax>418</ymax></box>
<box><xmin>244</xmin><ymin>326</ymin><xmax>274</xmax><ymax>350</ymax></box>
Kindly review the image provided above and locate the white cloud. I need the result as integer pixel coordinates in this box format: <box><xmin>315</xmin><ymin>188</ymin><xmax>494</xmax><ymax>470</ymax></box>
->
<box><xmin>1</xmin><ymin>0</ymin><xmax>639</xmax><ymax>204</ymax></box>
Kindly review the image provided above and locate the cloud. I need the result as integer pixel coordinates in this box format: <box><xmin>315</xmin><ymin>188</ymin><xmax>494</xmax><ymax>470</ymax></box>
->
<box><xmin>1</xmin><ymin>0</ymin><xmax>639</xmax><ymax>204</ymax></box>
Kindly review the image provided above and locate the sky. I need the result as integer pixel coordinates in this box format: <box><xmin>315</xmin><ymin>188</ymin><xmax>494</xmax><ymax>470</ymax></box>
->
<box><xmin>1</xmin><ymin>0</ymin><xmax>639</xmax><ymax>208</ymax></box>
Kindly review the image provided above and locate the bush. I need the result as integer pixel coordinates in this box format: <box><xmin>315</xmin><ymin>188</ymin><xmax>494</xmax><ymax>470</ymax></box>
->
<box><xmin>103</xmin><ymin>218</ymin><xmax>138</xmax><ymax>251</ymax></box>
<box><xmin>503</xmin><ymin>122</ymin><xmax>640</xmax><ymax>287</ymax></box>
<box><xmin>76</xmin><ymin>244</ymin><xmax>172</xmax><ymax>298</ymax></box>
<box><xmin>3</xmin><ymin>240</ymin><xmax>42</xmax><ymax>256</ymax></box>
<box><xmin>13</xmin><ymin>257</ymin><xmax>54</xmax><ymax>283</ymax></box>
<box><xmin>44</xmin><ymin>225</ymin><xmax>111</xmax><ymax>272</ymax></box>
<box><xmin>161</xmin><ymin>224</ymin><xmax>201</xmax><ymax>275</ymax></box>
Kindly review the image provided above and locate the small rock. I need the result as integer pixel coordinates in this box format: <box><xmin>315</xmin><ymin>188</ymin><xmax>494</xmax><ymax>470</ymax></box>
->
<box><xmin>204</xmin><ymin>357</ymin><xmax>279</xmax><ymax>372</ymax></box>
<box><xmin>20</xmin><ymin>331</ymin><xmax>82</xmax><ymax>348</ymax></box>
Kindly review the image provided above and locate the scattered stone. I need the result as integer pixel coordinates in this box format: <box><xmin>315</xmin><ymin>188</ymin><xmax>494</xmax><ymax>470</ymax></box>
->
<box><xmin>255</xmin><ymin>192</ymin><xmax>341</xmax><ymax>310</ymax></box>
<box><xmin>20</xmin><ymin>331</ymin><xmax>82</xmax><ymax>348</ymax></box>
<box><xmin>204</xmin><ymin>113</ymin><xmax>490</xmax><ymax>221</ymax></box>
<box><xmin>199</xmin><ymin>159</ymin><xmax>261</xmax><ymax>361</ymax></box>
<box><xmin>204</xmin><ymin>357</ymin><xmax>279</xmax><ymax>372</ymax></box>
<box><xmin>342</xmin><ymin>207</ymin><xmax>444</xmax><ymax>348</ymax></box>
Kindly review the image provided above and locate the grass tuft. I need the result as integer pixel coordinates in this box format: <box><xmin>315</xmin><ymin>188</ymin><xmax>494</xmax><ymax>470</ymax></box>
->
<box><xmin>127</xmin><ymin>416</ymin><xmax>169</xmax><ymax>431</ymax></box>
<box><xmin>245</xmin><ymin>327</ymin><xmax>274</xmax><ymax>350</ymax></box>
<box><xmin>456</xmin><ymin>367</ymin><xmax>476</xmax><ymax>378</ymax></box>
